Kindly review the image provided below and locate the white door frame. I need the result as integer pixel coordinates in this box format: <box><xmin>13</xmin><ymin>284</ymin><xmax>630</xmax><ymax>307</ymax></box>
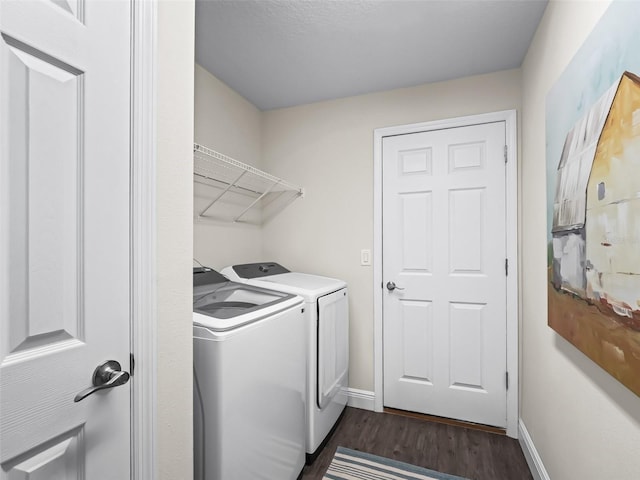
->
<box><xmin>373</xmin><ymin>110</ymin><xmax>519</xmax><ymax>438</ymax></box>
<box><xmin>131</xmin><ymin>0</ymin><xmax>157</xmax><ymax>477</ymax></box>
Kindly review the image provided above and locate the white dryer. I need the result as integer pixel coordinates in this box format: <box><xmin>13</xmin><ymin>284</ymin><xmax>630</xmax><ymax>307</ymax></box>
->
<box><xmin>193</xmin><ymin>268</ymin><xmax>306</xmax><ymax>480</ymax></box>
<box><xmin>222</xmin><ymin>262</ymin><xmax>349</xmax><ymax>463</ymax></box>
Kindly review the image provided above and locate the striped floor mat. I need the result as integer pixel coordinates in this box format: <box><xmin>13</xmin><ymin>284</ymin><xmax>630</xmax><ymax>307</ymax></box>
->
<box><xmin>323</xmin><ymin>447</ymin><xmax>469</xmax><ymax>480</ymax></box>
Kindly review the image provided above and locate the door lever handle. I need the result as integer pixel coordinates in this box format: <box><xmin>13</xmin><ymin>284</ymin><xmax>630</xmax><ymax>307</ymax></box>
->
<box><xmin>386</xmin><ymin>281</ymin><xmax>405</xmax><ymax>292</ymax></box>
<box><xmin>74</xmin><ymin>360</ymin><xmax>130</xmax><ymax>403</ymax></box>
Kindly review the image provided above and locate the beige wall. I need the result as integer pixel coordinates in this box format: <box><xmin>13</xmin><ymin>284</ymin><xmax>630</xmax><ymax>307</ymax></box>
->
<box><xmin>521</xmin><ymin>1</ymin><xmax>640</xmax><ymax>479</ymax></box>
<box><xmin>193</xmin><ymin>64</ymin><xmax>263</xmax><ymax>270</ymax></box>
<box><xmin>261</xmin><ymin>70</ymin><xmax>521</xmax><ymax>391</ymax></box>
<box><xmin>157</xmin><ymin>2</ymin><xmax>194</xmax><ymax>479</ymax></box>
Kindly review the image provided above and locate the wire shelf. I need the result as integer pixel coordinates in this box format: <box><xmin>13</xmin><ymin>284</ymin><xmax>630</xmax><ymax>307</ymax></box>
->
<box><xmin>193</xmin><ymin>143</ymin><xmax>304</xmax><ymax>224</ymax></box>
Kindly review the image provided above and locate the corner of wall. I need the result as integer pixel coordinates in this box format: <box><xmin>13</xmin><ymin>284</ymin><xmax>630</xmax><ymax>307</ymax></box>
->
<box><xmin>518</xmin><ymin>419</ymin><xmax>551</xmax><ymax>480</ymax></box>
<box><xmin>193</xmin><ymin>61</ymin><xmax>265</xmax><ymax>270</ymax></box>
<box><xmin>156</xmin><ymin>1</ymin><xmax>195</xmax><ymax>479</ymax></box>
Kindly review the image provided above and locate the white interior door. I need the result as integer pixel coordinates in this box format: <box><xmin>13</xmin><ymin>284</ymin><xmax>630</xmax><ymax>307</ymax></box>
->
<box><xmin>382</xmin><ymin>121</ymin><xmax>507</xmax><ymax>427</ymax></box>
<box><xmin>0</xmin><ymin>1</ymin><xmax>132</xmax><ymax>478</ymax></box>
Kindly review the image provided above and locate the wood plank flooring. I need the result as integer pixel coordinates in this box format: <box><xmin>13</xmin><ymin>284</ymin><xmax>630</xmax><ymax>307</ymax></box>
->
<box><xmin>301</xmin><ymin>407</ymin><xmax>533</xmax><ymax>480</ymax></box>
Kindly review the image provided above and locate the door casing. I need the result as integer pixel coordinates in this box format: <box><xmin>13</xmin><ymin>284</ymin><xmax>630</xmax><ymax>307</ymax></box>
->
<box><xmin>373</xmin><ymin>110</ymin><xmax>519</xmax><ymax>438</ymax></box>
<box><xmin>131</xmin><ymin>0</ymin><xmax>157</xmax><ymax>477</ymax></box>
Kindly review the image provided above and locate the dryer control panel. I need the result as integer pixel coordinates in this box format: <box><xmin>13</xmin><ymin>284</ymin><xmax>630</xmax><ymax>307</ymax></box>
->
<box><xmin>232</xmin><ymin>262</ymin><xmax>290</xmax><ymax>279</ymax></box>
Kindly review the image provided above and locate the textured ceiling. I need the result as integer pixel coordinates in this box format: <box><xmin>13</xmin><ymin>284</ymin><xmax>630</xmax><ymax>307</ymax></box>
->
<box><xmin>195</xmin><ymin>0</ymin><xmax>548</xmax><ymax>111</ymax></box>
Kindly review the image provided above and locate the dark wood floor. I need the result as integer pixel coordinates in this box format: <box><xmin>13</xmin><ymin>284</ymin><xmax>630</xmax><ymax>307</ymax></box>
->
<box><xmin>301</xmin><ymin>407</ymin><xmax>533</xmax><ymax>480</ymax></box>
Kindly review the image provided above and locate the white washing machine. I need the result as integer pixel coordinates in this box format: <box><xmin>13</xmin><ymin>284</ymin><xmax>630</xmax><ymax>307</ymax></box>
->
<box><xmin>222</xmin><ymin>262</ymin><xmax>349</xmax><ymax>463</ymax></box>
<box><xmin>193</xmin><ymin>268</ymin><xmax>306</xmax><ymax>480</ymax></box>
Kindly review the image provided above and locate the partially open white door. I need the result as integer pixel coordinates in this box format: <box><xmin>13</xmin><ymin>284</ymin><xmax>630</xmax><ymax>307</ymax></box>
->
<box><xmin>382</xmin><ymin>121</ymin><xmax>508</xmax><ymax>427</ymax></box>
<box><xmin>0</xmin><ymin>1</ymin><xmax>132</xmax><ymax>477</ymax></box>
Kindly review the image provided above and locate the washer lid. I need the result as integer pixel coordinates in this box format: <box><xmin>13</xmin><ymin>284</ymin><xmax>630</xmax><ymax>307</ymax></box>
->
<box><xmin>225</xmin><ymin>269</ymin><xmax>346</xmax><ymax>300</ymax></box>
<box><xmin>193</xmin><ymin>295</ymin><xmax>302</xmax><ymax>331</ymax></box>
<box><xmin>193</xmin><ymin>277</ymin><xmax>302</xmax><ymax>331</ymax></box>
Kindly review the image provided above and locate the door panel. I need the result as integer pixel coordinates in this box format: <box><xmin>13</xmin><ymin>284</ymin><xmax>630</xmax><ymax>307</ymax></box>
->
<box><xmin>3</xmin><ymin>33</ymin><xmax>83</xmax><ymax>354</ymax></box>
<box><xmin>449</xmin><ymin>302</ymin><xmax>485</xmax><ymax>390</ymax></box>
<box><xmin>400</xmin><ymin>300</ymin><xmax>433</xmax><ymax>382</ymax></box>
<box><xmin>382</xmin><ymin>122</ymin><xmax>507</xmax><ymax>427</ymax></box>
<box><xmin>449</xmin><ymin>188</ymin><xmax>484</xmax><ymax>273</ymax></box>
<box><xmin>400</xmin><ymin>192</ymin><xmax>433</xmax><ymax>271</ymax></box>
<box><xmin>0</xmin><ymin>0</ymin><xmax>131</xmax><ymax>477</ymax></box>
<box><xmin>2</xmin><ymin>427</ymin><xmax>84</xmax><ymax>480</ymax></box>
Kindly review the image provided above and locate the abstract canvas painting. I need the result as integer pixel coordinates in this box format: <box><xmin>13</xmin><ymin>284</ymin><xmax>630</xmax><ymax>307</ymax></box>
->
<box><xmin>546</xmin><ymin>1</ymin><xmax>640</xmax><ymax>396</ymax></box>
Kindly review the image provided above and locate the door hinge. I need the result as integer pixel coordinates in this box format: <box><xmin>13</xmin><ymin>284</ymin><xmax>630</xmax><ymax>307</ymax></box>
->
<box><xmin>505</xmin><ymin>258</ymin><xmax>509</xmax><ymax>276</ymax></box>
<box><xmin>505</xmin><ymin>371</ymin><xmax>509</xmax><ymax>390</ymax></box>
<box><xmin>130</xmin><ymin>353</ymin><xmax>135</xmax><ymax>376</ymax></box>
<box><xmin>504</xmin><ymin>145</ymin><xmax>508</xmax><ymax>163</ymax></box>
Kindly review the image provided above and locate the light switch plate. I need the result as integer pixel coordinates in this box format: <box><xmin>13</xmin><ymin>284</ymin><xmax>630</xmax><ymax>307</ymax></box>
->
<box><xmin>361</xmin><ymin>249</ymin><xmax>372</xmax><ymax>266</ymax></box>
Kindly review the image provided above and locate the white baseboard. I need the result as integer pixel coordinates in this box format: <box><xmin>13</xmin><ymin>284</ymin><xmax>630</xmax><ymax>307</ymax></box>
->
<box><xmin>518</xmin><ymin>419</ymin><xmax>550</xmax><ymax>480</ymax></box>
<box><xmin>346</xmin><ymin>388</ymin><xmax>375</xmax><ymax>411</ymax></box>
